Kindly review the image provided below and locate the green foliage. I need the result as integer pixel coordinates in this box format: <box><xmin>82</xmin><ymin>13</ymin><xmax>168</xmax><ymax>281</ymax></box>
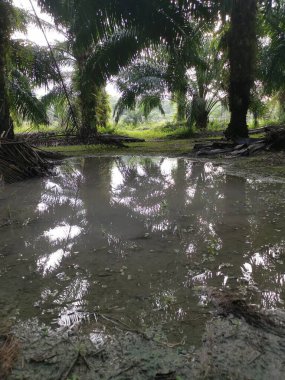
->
<box><xmin>95</xmin><ymin>88</ymin><xmax>111</xmax><ymax>129</ymax></box>
<box><xmin>114</xmin><ymin>59</ymin><xmax>168</xmax><ymax>123</ymax></box>
<box><xmin>9</xmin><ymin>69</ymin><xmax>48</xmax><ymax>125</ymax></box>
<box><xmin>10</xmin><ymin>39</ymin><xmax>61</xmax><ymax>87</ymax></box>
<box><xmin>2</xmin><ymin>0</ymin><xmax>284</xmax><ymax>138</ymax></box>
<box><xmin>114</xmin><ymin>121</ymin><xmax>194</xmax><ymax>140</ymax></box>
<box><xmin>0</xmin><ymin>2</ymin><xmax>64</xmax><ymax>132</ymax></box>
<box><xmin>37</xmin><ymin>0</ymin><xmax>195</xmax><ymax>136</ymax></box>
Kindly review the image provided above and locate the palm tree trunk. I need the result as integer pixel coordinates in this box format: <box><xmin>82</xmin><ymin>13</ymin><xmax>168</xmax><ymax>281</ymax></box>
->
<box><xmin>95</xmin><ymin>87</ymin><xmax>110</xmax><ymax>129</ymax></box>
<box><xmin>176</xmin><ymin>88</ymin><xmax>187</xmax><ymax>123</ymax></box>
<box><xmin>76</xmin><ymin>52</ymin><xmax>98</xmax><ymax>139</ymax></box>
<box><xmin>79</xmin><ymin>84</ymin><xmax>110</xmax><ymax>138</ymax></box>
<box><xmin>79</xmin><ymin>86</ymin><xmax>98</xmax><ymax>139</ymax></box>
<box><xmin>0</xmin><ymin>1</ymin><xmax>13</xmax><ymax>139</ymax></box>
<box><xmin>195</xmin><ymin>98</ymin><xmax>209</xmax><ymax>130</ymax></box>
<box><xmin>225</xmin><ymin>0</ymin><xmax>257</xmax><ymax>141</ymax></box>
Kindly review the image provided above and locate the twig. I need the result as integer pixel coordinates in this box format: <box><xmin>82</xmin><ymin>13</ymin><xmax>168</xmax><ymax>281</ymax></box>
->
<box><xmin>60</xmin><ymin>351</ymin><xmax>80</xmax><ymax>380</ymax></box>
<box><xmin>78</xmin><ymin>351</ymin><xmax>91</xmax><ymax>370</ymax></box>
<box><xmin>108</xmin><ymin>362</ymin><xmax>137</xmax><ymax>379</ymax></box>
<box><xmin>97</xmin><ymin>313</ymin><xmax>185</xmax><ymax>348</ymax></box>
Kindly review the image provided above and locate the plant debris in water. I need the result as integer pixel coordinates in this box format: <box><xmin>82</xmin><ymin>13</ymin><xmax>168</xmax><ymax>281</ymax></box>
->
<box><xmin>0</xmin><ymin>335</ymin><xmax>20</xmax><ymax>379</ymax></box>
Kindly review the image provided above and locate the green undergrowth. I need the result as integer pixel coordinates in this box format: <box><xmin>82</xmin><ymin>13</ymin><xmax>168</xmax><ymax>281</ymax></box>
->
<box><xmin>100</xmin><ymin>121</ymin><xmax>194</xmax><ymax>140</ymax></box>
<box><xmin>14</xmin><ymin>123</ymin><xmax>62</xmax><ymax>135</ymax></box>
<box><xmin>46</xmin><ymin>139</ymin><xmax>195</xmax><ymax>157</ymax></box>
<box><xmin>15</xmin><ymin>117</ymin><xmax>282</xmax><ymax>140</ymax></box>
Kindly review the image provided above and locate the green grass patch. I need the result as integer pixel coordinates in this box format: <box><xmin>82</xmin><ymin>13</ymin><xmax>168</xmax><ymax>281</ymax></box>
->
<box><xmin>99</xmin><ymin>121</ymin><xmax>194</xmax><ymax>140</ymax></box>
<box><xmin>46</xmin><ymin>139</ymin><xmax>195</xmax><ymax>157</ymax></box>
<box><xmin>14</xmin><ymin>123</ymin><xmax>63</xmax><ymax>135</ymax></box>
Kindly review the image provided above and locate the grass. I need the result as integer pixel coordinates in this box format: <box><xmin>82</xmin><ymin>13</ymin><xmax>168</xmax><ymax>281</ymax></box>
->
<box><xmin>15</xmin><ymin>121</ymin><xmax>194</xmax><ymax>140</ymax></box>
<box><xmin>15</xmin><ymin>117</ymin><xmax>282</xmax><ymax>140</ymax></box>
<box><xmin>99</xmin><ymin>121</ymin><xmax>194</xmax><ymax>140</ymax></box>
<box><xmin>45</xmin><ymin>139</ymin><xmax>195</xmax><ymax>157</ymax></box>
<box><xmin>17</xmin><ymin>119</ymin><xmax>285</xmax><ymax>181</ymax></box>
<box><xmin>14</xmin><ymin>123</ymin><xmax>62</xmax><ymax>135</ymax></box>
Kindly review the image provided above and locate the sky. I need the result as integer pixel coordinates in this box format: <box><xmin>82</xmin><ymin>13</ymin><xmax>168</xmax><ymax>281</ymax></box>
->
<box><xmin>12</xmin><ymin>0</ymin><xmax>65</xmax><ymax>46</ymax></box>
<box><xmin>12</xmin><ymin>0</ymin><xmax>118</xmax><ymax>96</ymax></box>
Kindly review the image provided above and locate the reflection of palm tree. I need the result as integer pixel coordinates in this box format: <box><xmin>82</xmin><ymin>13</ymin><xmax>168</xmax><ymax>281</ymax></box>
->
<box><xmin>2</xmin><ymin>156</ymin><xmax>285</xmax><ymax>340</ymax></box>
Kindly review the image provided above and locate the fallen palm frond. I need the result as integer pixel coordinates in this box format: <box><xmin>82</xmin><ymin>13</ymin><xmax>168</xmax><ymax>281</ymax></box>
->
<box><xmin>0</xmin><ymin>139</ymin><xmax>53</xmax><ymax>183</ymax></box>
<box><xmin>0</xmin><ymin>335</ymin><xmax>20</xmax><ymax>379</ymax></box>
<box><xmin>16</xmin><ymin>132</ymin><xmax>144</xmax><ymax>147</ymax></box>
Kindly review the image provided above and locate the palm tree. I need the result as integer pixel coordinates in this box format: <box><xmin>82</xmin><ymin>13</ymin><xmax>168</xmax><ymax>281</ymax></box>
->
<box><xmin>221</xmin><ymin>0</ymin><xmax>258</xmax><ymax>140</ymax></box>
<box><xmin>23</xmin><ymin>0</ymin><xmax>267</xmax><ymax>141</ymax></box>
<box><xmin>113</xmin><ymin>35</ymin><xmax>225</xmax><ymax>131</ymax></box>
<box><xmin>0</xmin><ymin>0</ymin><xmax>13</xmax><ymax>138</ymax></box>
<box><xmin>0</xmin><ymin>2</ymin><xmax>63</xmax><ymax>138</ymax></box>
<box><xmin>260</xmin><ymin>0</ymin><xmax>285</xmax><ymax>119</ymax></box>
<box><xmin>37</xmin><ymin>0</ymin><xmax>200</xmax><ymax>138</ymax></box>
<box><xmin>9</xmin><ymin>39</ymin><xmax>63</xmax><ymax>125</ymax></box>
<box><xmin>186</xmin><ymin>37</ymin><xmax>226</xmax><ymax>130</ymax></box>
<box><xmin>113</xmin><ymin>59</ymin><xmax>168</xmax><ymax>123</ymax></box>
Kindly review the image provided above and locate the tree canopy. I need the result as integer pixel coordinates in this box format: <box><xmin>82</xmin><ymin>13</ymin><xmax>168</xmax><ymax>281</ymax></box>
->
<box><xmin>0</xmin><ymin>0</ymin><xmax>285</xmax><ymax>140</ymax></box>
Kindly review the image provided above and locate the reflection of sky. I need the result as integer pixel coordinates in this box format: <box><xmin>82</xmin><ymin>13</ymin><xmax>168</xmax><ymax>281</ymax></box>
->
<box><xmin>160</xmin><ymin>158</ymin><xmax>178</xmax><ymax>185</ymax></box>
<box><xmin>43</xmin><ymin>224</ymin><xmax>82</xmax><ymax>244</ymax></box>
<box><xmin>37</xmin><ymin>248</ymin><xmax>68</xmax><ymax>275</ymax></box>
<box><xmin>35</xmin><ymin>165</ymin><xmax>86</xmax><ymax>276</ymax></box>
<box><xmin>108</xmin><ymin>157</ymin><xmax>285</xmax><ymax>310</ymax></box>
<box><xmin>56</xmin><ymin>277</ymin><xmax>89</xmax><ymax>327</ymax></box>
<box><xmin>4</xmin><ymin>156</ymin><xmax>284</xmax><ymax>333</ymax></box>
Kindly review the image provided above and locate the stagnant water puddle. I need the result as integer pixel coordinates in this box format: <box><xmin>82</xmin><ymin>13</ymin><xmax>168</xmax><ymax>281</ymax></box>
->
<box><xmin>1</xmin><ymin>156</ymin><xmax>285</xmax><ymax>378</ymax></box>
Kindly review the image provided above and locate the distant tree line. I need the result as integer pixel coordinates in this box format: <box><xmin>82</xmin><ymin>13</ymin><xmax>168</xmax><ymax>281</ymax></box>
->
<box><xmin>0</xmin><ymin>0</ymin><xmax>285</xmax><ymax>141</ymax></box>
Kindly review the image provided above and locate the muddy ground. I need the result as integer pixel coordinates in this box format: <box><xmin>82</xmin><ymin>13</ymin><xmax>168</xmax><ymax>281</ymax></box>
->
<box><xmin>1</xmin><ymin>139</ymin><xmax>285</xmax><ymax>379</ymax></box>
<box><xmin>2</xmin><ymin>305</ymin><xmax>285</xmax><ymax>379</ymax></box>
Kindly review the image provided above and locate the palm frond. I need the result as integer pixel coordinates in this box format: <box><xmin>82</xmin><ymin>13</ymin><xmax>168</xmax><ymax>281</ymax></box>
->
<box><xmin>10</xmin><ymin>40</ymin><xmax>62</xmax><ymax>87</ymax></box>
<box><xmin>9</xmin><ymin>69</ymin><xmax>49</xmax><ymax>125</ymax></box>
<box><xmin>41</xmin><ymin>84</ymin><xmax>67</xmax><ymax>108</ymax></box>
<box><xmin>84</xmin><ymin>28</ymin><xmax>152</xmax><ymax>87</ymax></box>
<box><xmin>113</xmin><ymin>60</ymin><xmax>168</xmax><ymax>122</ymax></box>
<box><xmin>11</xmin><ymin>6</ymin><xmax>57</xmax><ymax>33</ymax></box>
<box><xmin>139</xmin><ymin>95</ymin><xmax>165</xmax><ymax>118</ymax></box>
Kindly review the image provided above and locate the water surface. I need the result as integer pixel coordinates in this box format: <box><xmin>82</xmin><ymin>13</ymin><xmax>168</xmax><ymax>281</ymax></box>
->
<box><xmin>0</xmin><ymin>156</ymin><xmax>285</xmax><ymax>347</ymax></box>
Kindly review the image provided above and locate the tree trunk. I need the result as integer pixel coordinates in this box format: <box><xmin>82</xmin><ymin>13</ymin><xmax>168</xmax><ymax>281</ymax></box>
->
<box><xmin>79</xmin><ymin>86</ymin><xmax>98</xmax><ymax>139</ymax></box>
<box><xmin>195</xmin><ymin>98</ymin><xmax>209</xmax><ymax>130</ymax></box>
<box><xmin>196</xmin><ymin>111</ymin><xmax>209</xmax><ymax>130</ymax></box>
<box><xmin>176</xmin><ymin>88</ymin><xmax>187</xmax><ymax>123</ymax></box>
<box><xmin>225</xmin><ymin>0</ymin><xmax>257</xmax><ymax>141</ymax></box>
<box><xmin>95</xmin><ymin>87</ymin><xmax>110</xmax><ymax>129</ymax></box>
<box><xmin>75</xmin><ymin>51</ymin><xmax>98</xmax><ymax>140</ymax></box>
<box><xmin>0</xmin><ymin>1</ymin><xmax>13</xmax><ymax>139</ymax></box>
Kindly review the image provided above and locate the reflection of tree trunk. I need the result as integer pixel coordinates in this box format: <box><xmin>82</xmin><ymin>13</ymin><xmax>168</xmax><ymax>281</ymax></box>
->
<box><xmin>218</xmin><ymin>175</ymin><xmax>249</xmax><ymax>254</ymax></box>
<box><xmin>0</xmin><ymin>1</ymin><xmax>14</xmax><ymax>139</ymax></box>
<box><xmin>172</xmin><ymin>159</ymin><xmax>187</xmax><ymax>211</ymax></box>
<box><xmin>81</xmin><ymin>157</ymin><xmax>113</xmax><ymax>219</ymax></box>
<box><xmin>80</xmin><ymin>157</ymin><xmax>146</xmax><ymax>246</ymax></box>
<box><xmin>225</xmin><ymin>0</ymin><xmax>257</xmax><ymax>141</ymax></box>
